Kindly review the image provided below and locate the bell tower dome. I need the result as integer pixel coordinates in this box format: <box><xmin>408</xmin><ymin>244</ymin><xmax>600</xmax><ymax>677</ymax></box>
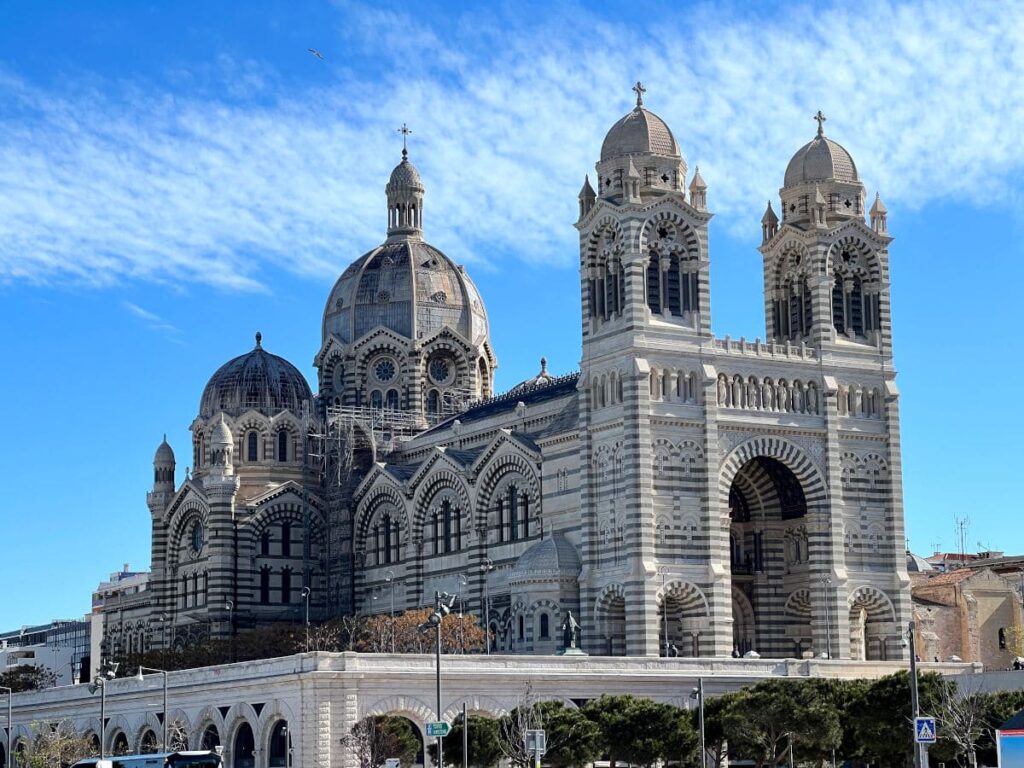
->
<box><xmin>386</xmin><ymin>124</ymin><xmax>425</xmax><ymax>240</ymax></box>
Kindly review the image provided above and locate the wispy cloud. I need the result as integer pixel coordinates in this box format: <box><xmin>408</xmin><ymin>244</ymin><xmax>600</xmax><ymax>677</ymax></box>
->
<box><xmin>123</xmin><ymin>301</ymin><xmax>183</xmax><ymax>340</ymax></box>
<box><xmin>1</xmin><ymin>0</ymin><xmax>1022</xmax><ymax>291</ymax></box>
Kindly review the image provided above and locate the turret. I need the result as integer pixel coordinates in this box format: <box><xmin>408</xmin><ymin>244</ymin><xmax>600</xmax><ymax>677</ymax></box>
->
<box><xmin>153</xmin><ymin>435</ymin><xmax>175</xmax><ymax>490</ymax></box>
<box><xmin>688</xmin><ymin>167</ymin><xmax>707</xmax><ymax>211</ymax></box>
<box><xmin>761</xmin><ymin>200</ymin><xmax>779</xmax><ymax>244</ymax></box>
<box><xmin>578</xmin><ymin>175</ymin><xmax>596</xmax><ymax>219</ymax></box>
<box><xmin>385</xmin><ymin>125</ymin><xmax>425</xmax><ymax>240</ymax></box>
<box><xmin>870</xmin><ymin>192</ymin><xmax>888</xmax><ymax>234</ymax></box>
<box><xmin>209</xmin><ymin>413</ymin><xmax>234</xmax><ymax>474</ymax></box>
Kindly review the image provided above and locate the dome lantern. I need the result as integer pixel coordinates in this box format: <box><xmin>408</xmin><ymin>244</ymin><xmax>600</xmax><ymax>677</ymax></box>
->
<box><xmin>386</xmin><ymin>123</ymin><xmax>425</xmax><ymax>240</ymax></box>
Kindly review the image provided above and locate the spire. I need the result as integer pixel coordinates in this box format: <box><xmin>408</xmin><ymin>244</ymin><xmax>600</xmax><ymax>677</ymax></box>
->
<box><xmin>578</xmin><ymin>175</ymin><xmax>596</xmax><ymax>219</ymax></box>
<box><xmin>814</xmin><ymin>110</ymin><xmax>827</xmax><ymax>137</ymax></box>
<box><xmin>689</xmin><ymin>166</ymin><xmax>707</xmax><ymax>211</ymax></box>
<box><xmin>386</xmin><ymin>126</ymin><xmax>425</xmax><ymax>239</ymax></box>
<box><xmin>870</xmin><ymin>191</ymin><xmax>888</xmax><ymax>234</ymax></box>
<box><xmin>633</xmin><ymin>81</ymin><xmax>646</xmax><ymax>109</ymax></box>
<box><xmin>398</xmin><ymin>122</ymin><xmax>412</xmax><ymax>160</ymax></box>
<box><xmin>255</xmin><ymin>331</ymin><xmax>262</xmax><ymax>349</ymax></box>
<box><xmin>761</xmin><ymin>200</ymin><xmax>779</xmax><ymax>244</ymax></box>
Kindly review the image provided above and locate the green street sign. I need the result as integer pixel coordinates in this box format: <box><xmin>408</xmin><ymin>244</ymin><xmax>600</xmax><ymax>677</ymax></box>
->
<box><xmin>426</xmin><ymin>721</ymin><xmax>450</xmax><ymax>738</ymax></box>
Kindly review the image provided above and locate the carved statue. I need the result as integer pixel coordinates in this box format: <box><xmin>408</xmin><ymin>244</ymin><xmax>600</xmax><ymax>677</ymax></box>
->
<box><xmin>561</xmin><ymin>610</ymin><xmax>581</xmax><ymax>650</ymax></box>
<box><xmin>717</xmin><ymin>375</ymin><xmax>727</xmax><ymax>406</ymax></box>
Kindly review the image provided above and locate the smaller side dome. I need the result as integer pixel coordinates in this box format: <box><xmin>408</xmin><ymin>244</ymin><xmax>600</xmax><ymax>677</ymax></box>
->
<box><xmin>154</xmin><ymin>435</ymin><xmax>175</xmax><ymax>465</ymax></box>
<box><xmin>509</xmin><ymin>534</ymin><xmax>582</xmax><ymax>586</ymax></box>
<box><xmin>783</xmin><ymin>113</ymin><xmax>858</xmax><ymax>187</ymax></box>
<box><xmin>600</xmin><ymin>107</ymin><xmax>680</xmax><ymax>161</ymax></box>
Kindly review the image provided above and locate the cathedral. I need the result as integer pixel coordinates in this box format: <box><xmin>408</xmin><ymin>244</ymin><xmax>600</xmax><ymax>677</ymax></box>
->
<box><xmin>117</xmin><ymin>87</ymin><xmax>910</xmax><ymax>661</ymax></box>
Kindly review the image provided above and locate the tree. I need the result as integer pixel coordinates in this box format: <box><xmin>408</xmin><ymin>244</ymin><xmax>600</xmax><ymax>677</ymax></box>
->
<box><xmin>848</xmin><ymin>670</ymin><xmax>945</xmax><ymax>766</ymax></box>
<box><xmin>427</xmin><ymin>713</ymin><xmax>502</xmax><ymax>768</ymax></box>
<box><xmin>356</xmin><ymin>609</ymin><xmax>486</xmax><ymax>654</ymax></box>
<box><xmin>700</xmin><ymin>691</ymin><xmax>744</xmax><ymax>768</ymax></box>
<box><xmin>721</xmin><ymin>680</ymin><xmax>840</xmax><ymax>768</ymax></box>
<box><xmin>931</xmin><ymin>675</ymin><xmax>990</xmax><ymax>767</ymax></box>
<box><xmin>15</xmin><ymin>721</ymin><xmax>93</xmax><ymax>768</ymax></box>
<box><xmin>977</xmin><ymin>688</ymin><xmax>1024</xmax><ymax>766</ymax></box>
<box><xmin>499</xmin><ymin>690</ymin><xmax>599</xmax><ymax>768</ymax></box>
<box><xmin>342</xmin><ymin>716</ymin><xmax>420</xmax><ymax>768</ymax></box>
<box><xmin>583</xmin><ymin>695</ymin><xmax>696</xmax><ymax>768</ymax></box>
<box><xmin>0</xmin><ymin>666</ymin><xmax>56</xmax><ymax>692</ymax></box>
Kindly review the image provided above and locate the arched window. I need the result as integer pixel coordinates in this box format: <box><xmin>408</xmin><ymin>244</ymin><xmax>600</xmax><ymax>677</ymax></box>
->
<box><xmin>522</xmin><ymin>492</ymin><xmax>530</xmax><ymax>538</ymax></box>
<box><xmin>260</xmin><ymin>568</ymin><xmax>271</xmax><ymax>605</ymax></box>
<box><xmin>427</xmin><ymin>390</ymin><xmax>440</xmax><ymax>418</ymax></box>
<box><xmin>833</xmin><ymin>273</ymin><xmax>866</xmax><ymax>337</ymax></box>
<box><xmin>281</xmin><ymin>522</ymin><xmax>292</xmax><ymax>557</ymax></box>
<box><xmin>385</xmin><ymin>389</ymin><xmax>399</xmax><ymax>410</ymax></box>
<box><xmin>269</xmin><ymin>721</ymin><xmax>290</xmax><ymax>768</ymax></box>
<box><xmin>247</xmin><ymin>431</ymin><xmax>259</xmax><ymax>462</ymax></box>
<box><xmin>181</xmin><ymin>574</ymin><xmax>189</xmax><ymax>608</ymax></box>
<box><xmin>496</xmin><ymin>498</ymin><xmax>504</xmax><ymax>543</ymax></box>
<box><xmin>113</xmin><ymin>733</ymin><xmax>130</xmax><ymax>757</ymax></box>
<box><xmin>442</xmin><ymin>500</ymin><xmax>453</xmax><ymax>554</ymax></box>
<box><xmin>540</xmin><ymin>613</ymin><xmax>550</xmax><ymax>639</ymax></box>
<box><xmin>1000</xmin><ymin>627</ymin><xmax>1008</xmax><ymax>650</ymax></box>
<box><xmin>281</xmin><ymin>568</ymin><xmax>293</xmax><ymax>604</ymax></box>
<box><xmin>647</xmin><ymin>254</ymin><xmax>662</xmax><ymax>314</ymax></box>
<box><xmin>277</xmin><ymin>430</ymin><xmax>288</xmax><ymax>462</ymax></box>
<box><xmin>432</xmin><ymin>511</ymin><xmax>440</xmax><ymax>555</ymax></box>
<box><xmin>518</xmin><ymin>614</ymin><xmax>525</xmax><ymax>641</ymax></box>
<box><xmin>201</xmin><ymin>725</ymin><xmax>220</xmax><ymax>752</ymax></box>
<box><xmin>508</xmin><ymin>485</ymin><xmax>519</xmax><ymax>541</ymax></box>
<box><xmin>370</xmin><ymin>390</ymin><xmax>383</xmax><ymax>409</ymax></box>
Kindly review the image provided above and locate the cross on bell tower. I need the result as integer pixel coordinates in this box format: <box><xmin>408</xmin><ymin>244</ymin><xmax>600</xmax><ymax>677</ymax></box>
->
<box><xmin>397</xmin><ymin>123</ymin><xmax>412</xmax><ymax>160</ymax></box>
<box><xmin>814</xmin><ymin>110</ymin><xmax>827</xmax><ymax>137</ymax></box>
<box><xmin>632</xmin><ymin>81</ymin><xmax>646</xmax><ymax>108</ymax></box>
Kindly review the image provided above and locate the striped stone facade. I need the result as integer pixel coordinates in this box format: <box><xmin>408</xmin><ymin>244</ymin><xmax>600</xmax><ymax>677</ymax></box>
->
<box><xmin>117</xmin><ymin>96</ymin><xmax>909</xmax><ymax>664</ymax></box>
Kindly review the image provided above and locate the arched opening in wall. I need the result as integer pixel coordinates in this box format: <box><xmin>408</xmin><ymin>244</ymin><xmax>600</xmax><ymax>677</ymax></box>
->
<box><xmin>427</xmin><ymin>389</ymin><xmax>440</xmax><ymax>420</ymax></box>
<box><xmin>658</xmin><ymin>582</ymin><xmax>709</xmax><ymax>656</ymax></box>
<box><xmin>201</xmin><ymin>725</ymin><xmax>221</xmax><ymax>752</ymax></box>
<box><xmin>268</xmin><ymin>720</ymin><xmax>290</xmax><ymax>768</ymax></box>
<box><xmin>247</xmin><ymin>431</ymin><xmax>258</xmax><ymax>462</ymax></box>
<box><xmin>732</xmin><ymin>587</ymin><xmax>755</xmax><ymax>656</ymax></box>
<box><xmin>477</xmin><ymin>358</ymin><xmax>489</xmax><ymax>398</ymax></box>
<box><xmin>350</xmin><ymin>716</ymin><xmax>423</xmax><ymax>768</ymax></box>
<box><xmin>140</xmin><ymin>729</ymin><xmax>158</xmax><ymax>754</ymax></box>
<box><xmin>596</xmin><ymin>587</ymin><xmax>626</xmax><ymax>656</ymax></box>
<box><xmin>385</xmin><ymin>389</ymin><xmax>399</xmax><ymax>411</ymax></box>
<box><xmin>848</xmin><ymin>587</ymin><xmax>896</xmax><ymax>661</ymax></box>
<box><xmin>232</xmin><ymin>723</ymin><xmax>256</xmax><ymax>768</ymax></box>
<box><xmin>112</xmin><ymin>732</ymin><xmax>130</xmax><ymax>757</ymax></box>
<box><xmin>87</xmin><ymin>733</ymin><xmax>100</xmax><ymax>755</ymax></box>
<box><xmin>727</xmin><ymin>456</ymin><xmax>811</xmax><ymax>657</ymax></box>
<box><xmin>277</xmin><ymin>430</ymin><xmax>289</xmax><ymax>462</ymax></box>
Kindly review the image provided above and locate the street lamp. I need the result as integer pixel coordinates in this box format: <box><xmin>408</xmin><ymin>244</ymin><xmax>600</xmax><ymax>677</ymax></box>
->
<box><xmin>458</xmin><ymin>574</ymin><xmax>469</xmax><ymax>654</ymax></box>
<box><xmin>480</xmin><ymin>558</ymin><xmax>494</xmax><ymax>654</ymax></box>
<box><xmin>385</xmin><ymin>570</ymin><xmax>396</xmax><ymax>654</ymax></box>
<box><xmin>88</xmin><ymin>661</ymin><xmax>118</xmax><ymax>759</ymax></box>
<box><xmin>659</xmin><ymin>566</ymin><xmax>670</xmax><ymax>657</ymax></box>
<box><xmin>904</xmin><ymin>621</ymin><xmax>924</xmax><ymax>768</ymax></box>
<box><xmin>224</xmin><ymin>600</ymin><xmax>234</xmax><ymax>663</ymax></box>
<box><xmin>301</xmin><ymin>587</ymin><xmax>311</xmax><ymax>651</ymax></box>
<box><xmin>820</xmin><ymin>576</ymin><xmax>833</xmax><ymax>659</ymax></box>
<box><xmin>135</xmin><ymin>666</ymin><xmax>169</xmax><ymax>752</ymax></box>
<box><xmin>419</xmin><ymin>591</ymin><xmax>457</xmax><ymax>768</ymax></box>
<box><xmin>690</xmin><ymin>677</ymin><xmax>706</xmax><ymax>768</ymax></box>
<box><xmin>1</xmin><ymin>685</ymin><xmax>12</xmax><ymax>768</ymax></box>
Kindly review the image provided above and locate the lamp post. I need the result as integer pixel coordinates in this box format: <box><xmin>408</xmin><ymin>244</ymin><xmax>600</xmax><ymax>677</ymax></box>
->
<box><xmin>89</xmin><ymin>661</ymin><xmax>118</xmax><ymax>759</ymax></box>
<box><xmin>225</xmin><ymin>600</ymin><xmax>234</xmax><ymax>663</ymax></box>
<box><xmin>420</xmin><ymin>590</ymin><xmax>457</xmax><ymax>768</ymax></box>
<box><xmin>659</xmin><ymin>566</ymin><xmax>670</xmax><ymax>656</ymax></box>
<box><xmin>135</xmin><ymin>666</ymin><xmax>169</xmax><ymax>752</ymax></box>
<box><xmin>906</xmin><ymin>621</ymin><xmax>924</xmax><ymax>768</ymax></box>
<box><xmin>691</xmin><ymin>677</ymin><xmax>706</xmax><ymax>768</ymax></box>
<box><xmin>301</xmin><ymin>587</ymin><xmax>311</xmax><ymax>651</ymax></box>
<box><xmin>481</xmin><ymin>558</ymin><xmax>493</xmax><ymax>654</ymax></box>
<box><xmin>1</xmin><ymin>685</ymin><xmax>12</xmax><ymax>768</ymax></box>
<box><xmin>458</xmin><ymin>574</ymin><xmax>469</xmax><ymax>654</ymax></box>
<box><xmin>820</xmin><ymin>575</ymin><xmax>833</xmax><ymax>659</ymax></box>
<box><xmin>385</xmin><ymin>570</ymin><xmax>396</xmax><ymax>654</ymax></box>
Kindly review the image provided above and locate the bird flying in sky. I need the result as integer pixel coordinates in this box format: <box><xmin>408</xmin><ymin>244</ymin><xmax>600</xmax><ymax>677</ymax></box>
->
<box><xmin>307</xmin><ymin>48</ymin><xmax>324</xmax><ymax>60</ymax></box>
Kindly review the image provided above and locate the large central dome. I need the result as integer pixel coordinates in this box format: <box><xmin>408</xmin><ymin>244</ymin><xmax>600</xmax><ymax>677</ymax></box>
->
<box><xmin>322</xmin><ymin>240</ymin><xmax>488</xmax><ymax>345</ymax></box>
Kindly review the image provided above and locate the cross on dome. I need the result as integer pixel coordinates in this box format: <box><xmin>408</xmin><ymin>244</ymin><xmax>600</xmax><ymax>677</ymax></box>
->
<box><xmin>814</xmin><ymin>110</ymin><xmax>827</xmax><ymax>137</ymax></box>
<box><xmin>633</xmin><ymin>81</ymin><xmax>646</xmax><ymax>108</ymax></box>
<box><xmin>397</xmin><ymin>123</ymin><xmax>412</xmax><ymax>159</ymax></box>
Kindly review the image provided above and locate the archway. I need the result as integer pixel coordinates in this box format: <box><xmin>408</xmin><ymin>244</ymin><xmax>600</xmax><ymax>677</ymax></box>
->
<box><xmin>268</xmin><ymin>721</ymin><xmax>290</xmax><ymax>768</ymax></box>
<box><xmin>727</xmin><ymin>455</ymin><xmax>813</xmax><ymax>657</ymax></box>
<box><xmin>112</xmin><ymin>732</ymin><xmax>130</xmax><ymax>756</ymax></box>
<box><xmin>140</xmin><ymin>729</ymin><xmax>158</xmax><ymax>754</ymax></box>
<box><xmin>232</xmin><ymin>723</ymin><xmax>255</xmax><ymax>768</ymax></box>
<box><xmin>595</xmin><ymin>584</ymin><xmax>626</xmax><ymax>655</ymax></box>
<box><xmin>201</xmin><ymin>724</ymin><xmax>221</xmax><ymax>752</ymax></box>
<box><xmin>848</xmin><ymin>586</ymin><xmax>896</xmax><ymax>660</ymax></box>
<box><xmin>657</xmin><ymin>581</ymin><xmax>709</xmax><ymax>656</ymax></box>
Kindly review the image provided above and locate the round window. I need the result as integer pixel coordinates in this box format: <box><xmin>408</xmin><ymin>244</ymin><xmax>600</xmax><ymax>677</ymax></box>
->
<box><xmin>373</xmin><ymin>358</ymin><xmax>396</xmax><ymax>382</ymax></box>
<box><xmin>190</xmin><ymin>521</ymin><xmax>204</xmax><ymax>553</ymax></box>
<box><xmin>429</xmin><ymin>358</ymin><xmax>453</xmax><ymax>385</ymax></box>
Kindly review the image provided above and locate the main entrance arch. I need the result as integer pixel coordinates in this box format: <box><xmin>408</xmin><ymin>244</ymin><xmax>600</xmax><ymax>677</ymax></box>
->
<box><xmin>720</xmin><ymin>438</ymin><xmax>828</xmax><ymax>658</ymax></box>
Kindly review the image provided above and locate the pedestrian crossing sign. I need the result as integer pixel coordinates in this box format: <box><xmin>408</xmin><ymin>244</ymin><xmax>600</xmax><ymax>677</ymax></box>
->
<box><xmin>915</xmin><ymin>717</ymin><xmax>937</xmax><ymax>743</ymax></box>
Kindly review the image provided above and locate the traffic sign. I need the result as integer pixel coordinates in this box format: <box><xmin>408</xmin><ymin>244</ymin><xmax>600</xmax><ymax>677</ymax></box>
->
<box><xmin>426</xmin><ymin>721</ymin><xmax>450</xmax><ymax>738</ymax></box>
<box><xmin>525</xmin><ymin>729</ymin><xmax>547</xmax><ymax>755</ymax></box>
<box><xmin>915</xmin><ymin>717</ymin><xmax>937</xmax><ymax>744</ymax></box>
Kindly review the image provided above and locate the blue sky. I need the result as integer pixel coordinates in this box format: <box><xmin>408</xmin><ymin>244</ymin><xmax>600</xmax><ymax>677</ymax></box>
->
<box><xmin>1</xmin><ymin>0</ymin><xmax>1023</xmax><ymax>629</ymax></box>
